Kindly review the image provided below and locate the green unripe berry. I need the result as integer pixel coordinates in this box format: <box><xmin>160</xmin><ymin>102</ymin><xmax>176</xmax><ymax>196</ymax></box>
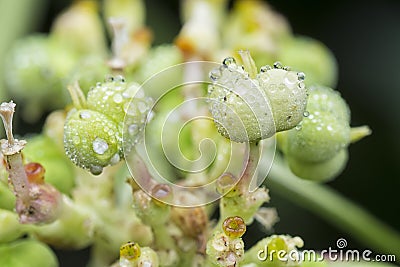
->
<box><xmin>64</xmin><ymin>109</ymin><xmax>121</xmax><ymax>175</ymax></box>
<box><xmin>287</xmin><ymin>149</ymin><xmax>348</xmax><ymax>182</ymax></box>
<box><xmin>286</xmin><ymin>111</ymin><xmax>350</xmax><ymax>163</ymax></box>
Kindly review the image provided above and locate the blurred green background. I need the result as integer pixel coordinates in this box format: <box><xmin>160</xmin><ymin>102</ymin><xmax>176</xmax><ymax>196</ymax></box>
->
<box><xmin>0</xmin><ymin>0</ymin><xmax>399</xmax><ymax>265</ymax></box>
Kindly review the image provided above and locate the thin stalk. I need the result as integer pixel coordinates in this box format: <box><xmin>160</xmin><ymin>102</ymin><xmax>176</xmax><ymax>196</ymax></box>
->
<box><xmin>266</xmin><ymin>156</ymin><xmax>400</xmax><ymax>260</ymax></box>
<box><xmin>238</xmin><ymin>141</ymin><xmax>261</xmax><ymax>192</ymax></box>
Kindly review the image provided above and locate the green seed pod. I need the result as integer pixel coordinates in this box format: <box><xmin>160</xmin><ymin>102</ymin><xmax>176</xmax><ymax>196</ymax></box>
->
<box><xmin>257</xmin><ymin>63</ymin><xmax>307</xmax><ymax>132</ymax></box>
<box><xmin>64</xmin><ymin>109</ymin><xmax>121</xmax><ymax>175</ymax></box>
<box><xmin>286</xmin><ymin>111</ymin><xmax>350</xmax><ymax>162</ymax></box>
<box><xmin>208</xmin><ymin>58</ymin><xmax>307</xmax><ymax>142</ymax></box>
<box><xmin>86</xmin><ymin>75</ymin><xmax>153</xmax><ymax>151</ymax></box>
<box><xmin>287</xmin><ymin>149</ymin><xmax>348</xmax><ymax>182</ymax></box>
<box><xmin>0</xmin><ymin>239</ymin><xmax>58</xmax><ymax>267</ymax></box>
<box><xmin>279</xmin><ymin>85</ymin><xmax>352</xmax><ymax>182</ymax></box>
<box><xmin>208</xmin><ymin>57</ymin><xmax>275</xmax><ymax>142</ymax></box>
<box><xmin>278</xmin><ymin>36</ymin><xmax>338</xmax><ymax>87</ymax></box>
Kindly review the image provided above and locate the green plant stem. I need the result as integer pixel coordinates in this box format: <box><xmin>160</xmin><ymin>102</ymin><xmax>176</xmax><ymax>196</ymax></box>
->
<box><xmin>266</xmin><ymin>155</ymin><xmax>400</xmax><ymax>260</ymax></box>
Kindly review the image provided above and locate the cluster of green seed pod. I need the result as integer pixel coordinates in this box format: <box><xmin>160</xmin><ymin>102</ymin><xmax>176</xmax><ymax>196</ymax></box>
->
<box><xmin>208</xmin><ymin>57</ymin><xmax>307</xmax><ymax>143</ymax></box>
<box><xmin>64</xmin><ymin>75</ymin><xmax>153</xmax><ymax>175</ymax></box>
<box><xmin>278</xmin><ymin>85</ymin><xmax>352</xmax><ymax>182</ymax></box>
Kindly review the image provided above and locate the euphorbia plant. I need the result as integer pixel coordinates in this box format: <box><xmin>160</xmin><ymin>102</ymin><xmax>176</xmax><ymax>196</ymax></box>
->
<box><xmin>0</xmin><ymin>0</ymin><xmax>399</xmax><ymax>267</ymax></box>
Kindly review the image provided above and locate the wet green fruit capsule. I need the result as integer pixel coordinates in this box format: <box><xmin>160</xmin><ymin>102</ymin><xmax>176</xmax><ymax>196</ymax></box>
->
<box><xmin>64</xmin><ymin>109</ymin><xmax>121</xmax><ymax>175</ymax></box>
<box><xmin>208</xmin><ymin>57</ymin><xmax>307</xmax><ymax>142</ymax></box>
<box><xmin>64</xmin><ymin>75</ymin><xmax>153</xmax><ymax>174</ymax></box>
<box><xmin>278</xmin><ymin>85</ymin><xmax>352</xmax><ymax>182</ymax></box>
<box><xmin>208</xmin><ymin>57</ymin><xmax>275</xmax><ymax>142</ymax></box>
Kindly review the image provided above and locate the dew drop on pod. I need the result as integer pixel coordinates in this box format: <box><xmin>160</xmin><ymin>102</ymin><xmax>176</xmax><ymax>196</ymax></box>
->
<box><xmin>64</xmin><ymin>75</ymin><xmax>153</xmax><ymax>175</ymax></box>
<box><xmin>208</xmin><ymin>56</ymin><xmax>307</xmax><ymax>143</ymax></box>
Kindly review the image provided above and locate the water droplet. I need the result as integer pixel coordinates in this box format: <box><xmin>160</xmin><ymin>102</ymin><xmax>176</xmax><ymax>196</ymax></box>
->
<box><xmin>72</xmin><ymin>136</ymin><xmax>80</xmax><ymax>144</ymax></box>
<box><xmin>210</xmin><ymin>68</ymin><xmax>221</xmax><ymax>81</ymax></box>
<box><xmin>283</xmin><ymin>66</ymin><xmax>291</xmax><ymax>71</ymax></box>
<box><xmin>295</xmin><ymin>124</ymin><xmax>302</xmax><ymax>131</ymax></box>
<box><xmin>273</xmin><ymin>61</ymin><xmax>283</xmax><ymax>69</ymax></box>
<box><xmin>93</xmin><ymin>138</ymin><xmax>109</xmax><ymax>155</ymax></box>
<box><xmin>90</xmin><ymin>165</ymin><xmax>103</xmax><ymax>175</ymax></box>
<box><xmin>128</xmin><ymin>124</ymin><xmax>138</xmax><ymax>135</ymax></box>
<box><xmin>105</xmin><ymin>75</ymin><xmax>114</xmax><ymax>82</ymax></box>
<box><xmin>123</xmin><ymin>103</ymin><xmax>137</xmax><ymax>116</ymax></box>
<box><xmin>113</xmin><ymin>93</ymin><xmax>123</xmax><ymax>103</ymax></box>
<box><xmin>298</xmin><ymin>82</ymin><xmax>305</xmax><ymax>90</ymax></box>
<box><xmin>137</xmin><ymin>102</ymin><xmax>148</xmax><ymax>113</ymax></box>
<box><xmin>297</xmin><ymin>72</ymin><xmax>306</xmax><ymax>81</ymax></box>
<box><xmin>223</xmin><ymin>57</ymin><xmax>236</xmax><ymax>66</ymax></box>
<box><xmin>79</xmin><ymin>111</ymin><xmax>91</xmax><ymax>119</ymax></box>
<box><xmin>260</xmin><ymin>65</ymin><xmax>272</xmax><ymax>72</ymax></box>
<box><xmin>303</xmin><ymin>111</ymin><xmax>310</xmax><ymax>117</ymax></box>
<box><xmin>114</xmin><ymin>75</ymin><xmax>125</xmax><ymax>83</ymax></box>
<box><xmin>110</xmin><ymin>153</ymin><xmax>120</xmax><ymax>165</ymax></box>
<box><xmin>96</xmin><ymin>82</ymin><xmax>102</xmax><ymax>87</ymax></box>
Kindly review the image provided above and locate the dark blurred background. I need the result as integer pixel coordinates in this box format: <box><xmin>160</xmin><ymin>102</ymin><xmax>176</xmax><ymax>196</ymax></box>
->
<box><xmin>2</xmin><ymin>0</ymin><xmax>400</xmax><ymax>265</ymax></box>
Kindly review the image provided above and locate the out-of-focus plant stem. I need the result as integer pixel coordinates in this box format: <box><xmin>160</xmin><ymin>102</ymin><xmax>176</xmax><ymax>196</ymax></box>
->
<box><xmin>267</xmin><ymin>155</ymin><xmax>400</xmax><ymax>261</ymax></box>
